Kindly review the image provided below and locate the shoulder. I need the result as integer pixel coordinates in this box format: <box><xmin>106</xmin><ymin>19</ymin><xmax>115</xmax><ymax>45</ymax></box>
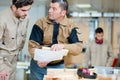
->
<box><xmin>103</xmin><ymin>39</ymin><xmax>112</xmax><ymax>46</ymax></box>
<box><xmin>64</xmin><ymin>18</ymin><xmax>76</xmax><ymax>26</ymax></box>
<box><xmin>0</xmin><ymin>9</ymin><xmax>10</xmax><ymax>27</ymax></box>
<box><xmin>0</xmin><ymin>9</ymin><xmax>8</xmax><ymax>21</ymax></box>
<box><xmin>62</xmin><ymin>18</ymin><xmax>79</xmax><ymax>32</ymax></box>
<box><xmin>102</xmin><ymin>39</ymin><xmax>109</xmax><ymax>44</ymax></box>
<box><xmin>34</xmin><ymin>16</ymin><xmax>51</xmax><ymax>30</ymax></box>
<box><xmin>87</xmin><ymin>40</ymin><xmax>96</xmax><ymax>46</ymax></box>
<box><xmin>35</xmin><ymin>16</ymin><xmax>49</xmax><ymax>26</ymax></box>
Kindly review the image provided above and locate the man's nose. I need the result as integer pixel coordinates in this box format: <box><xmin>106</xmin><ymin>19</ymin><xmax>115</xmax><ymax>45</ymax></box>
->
<box><xmin>24</xmin><ymin>11</ymin><xmax>28</xmax><ymax>16</ymax></box>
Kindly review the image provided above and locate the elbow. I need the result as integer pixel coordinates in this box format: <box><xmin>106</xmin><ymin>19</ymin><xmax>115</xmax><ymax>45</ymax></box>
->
<box><xmin>28</xmin><ymin>45</ymin><xmax>35</xmax><ymax>59</ymax></box>
<box><xmin>69</xmin><ymin>48</ymin><xmax>82</xmax><ymax>56</ymax></box>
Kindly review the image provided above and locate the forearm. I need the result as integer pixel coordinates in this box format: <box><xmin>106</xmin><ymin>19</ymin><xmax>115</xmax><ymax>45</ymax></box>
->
<box><xmin>0</xmin><ymin>22</ymin><xmax>8</xmax><ymax>51</ymax></box>
<box><xmin>64</xmin><ymin>42</ymin><xmax>83</xmax><ymax>56</ymax></box>
<box><xmin>0</xmin><ymin>59</ymin><xmax>4</xmax><ymax>72</ymax></box>
<box><xmin>106</xmin><ymin>55</ymin><xmax>114</xmax><ymax>66</ymax></box>
<box><xmin>106</xmin><ymin>44</ymin><xmax>114</xmax><ymax>66</ymax></box>
<box><xmin>28</xmin><ymin>40</ymin><xmax>42</xmax><ymax>58</ymax></box>
<box><xmin>19</xmin><ymin>34</ymin><xmax>27</xmax><ymax>51</ymax></box>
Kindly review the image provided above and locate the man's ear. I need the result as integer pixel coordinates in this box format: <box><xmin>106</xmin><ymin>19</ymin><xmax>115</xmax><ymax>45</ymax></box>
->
<box><xmin>11</xmin><ymin>5</ymin><xmax>17</xmax><ymax>11</ymax></box>
<box><xmin>61</xmin><ymin>10</ymin><xmax>67</xmax><ymax>16</ymax></box>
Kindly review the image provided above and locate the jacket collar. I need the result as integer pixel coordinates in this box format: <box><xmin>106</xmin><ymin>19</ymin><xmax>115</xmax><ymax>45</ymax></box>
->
<box><xmin>46</xmin><ymin>16</ymin><xmax>68</xmax><ymax>26</ymax></box>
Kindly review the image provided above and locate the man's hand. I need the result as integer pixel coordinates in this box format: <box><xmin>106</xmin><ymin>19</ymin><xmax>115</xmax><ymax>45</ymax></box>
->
<box><xmin>37</xmin><ymin>61</ymin><xmax>49</xmax><ymax>68</ymax></box>
<box><xmin>51</xmin><ymin>44</ymin><xmax>65</xmax><ymax>51</ymax></box>
<box><xmin>0</xmin><ymin>69</ymin><xmax>7</xmax><ymax>80</ymax></box>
